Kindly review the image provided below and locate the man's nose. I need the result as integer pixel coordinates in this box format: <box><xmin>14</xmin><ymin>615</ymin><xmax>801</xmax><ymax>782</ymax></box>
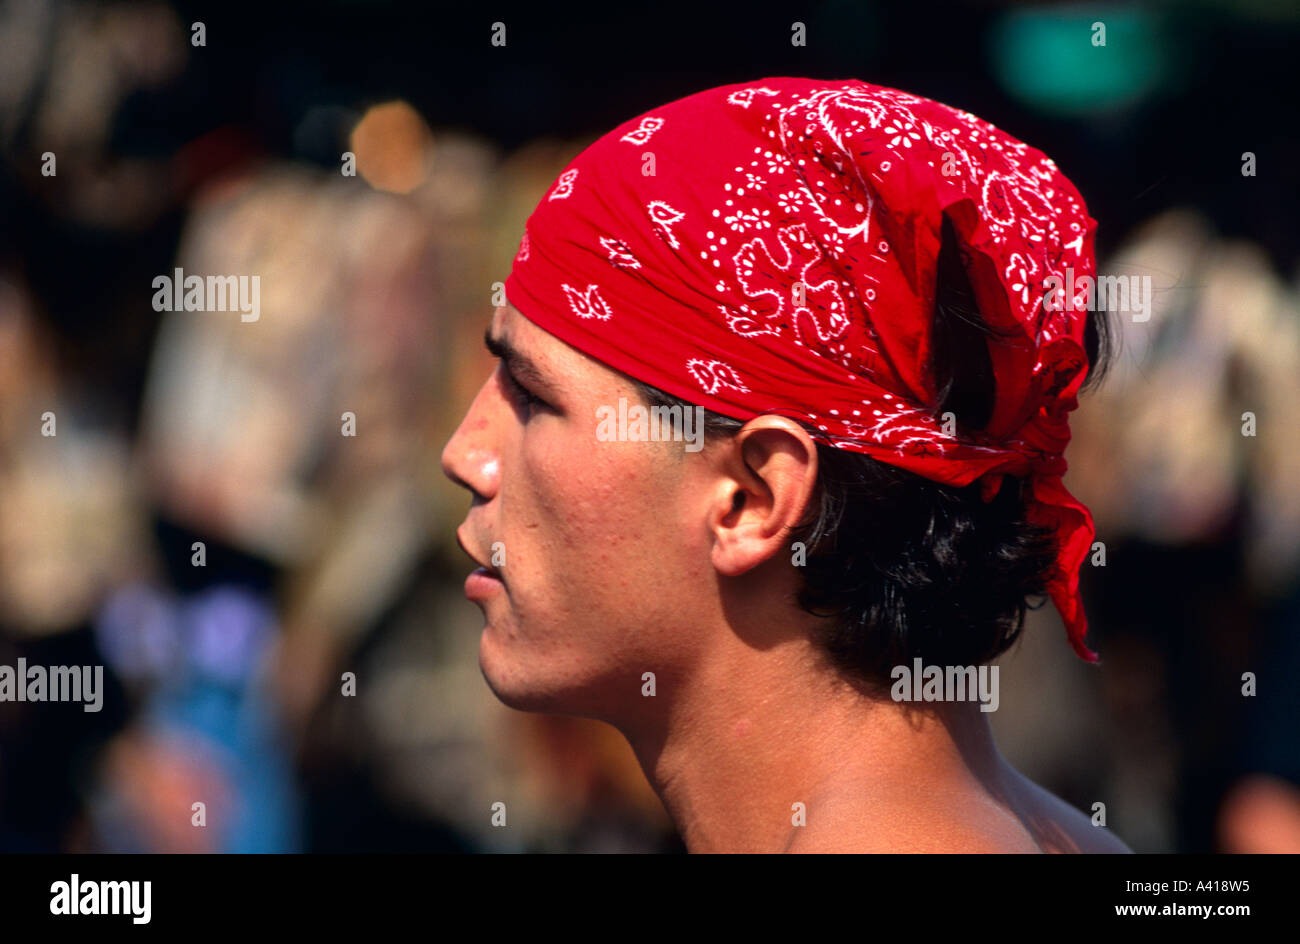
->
<box><xmin>441</xmin><ymin>379</ymin><xmax>503</xmax><ymax>500</ymax></box>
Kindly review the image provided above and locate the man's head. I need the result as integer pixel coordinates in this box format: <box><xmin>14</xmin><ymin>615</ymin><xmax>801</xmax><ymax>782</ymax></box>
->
<box><xmin>441</xmin><ymin>300</ymin><xmax>828</xmax><ymax>720</ymax></box>
<box><xmin>443</xmin><ymin>75</ymin><xmax>1112</xmax><ymax>720</ymax></box>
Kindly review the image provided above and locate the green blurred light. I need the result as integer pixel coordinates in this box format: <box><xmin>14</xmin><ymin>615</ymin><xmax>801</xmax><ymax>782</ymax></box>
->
<box><xmin>989</xmin><ymin>6</ymin><xmax>1168</xmax><ymax>116</ymax></box>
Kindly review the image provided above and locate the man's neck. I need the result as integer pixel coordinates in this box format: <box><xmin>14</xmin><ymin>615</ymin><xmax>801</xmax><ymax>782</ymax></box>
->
<box><xmin>619</xmin><ymin>642</ymin><xmax>1017</xmax><ymax>853</ymax></box>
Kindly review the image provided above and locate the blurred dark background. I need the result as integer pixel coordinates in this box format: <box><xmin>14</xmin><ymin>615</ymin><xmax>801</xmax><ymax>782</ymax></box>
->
<box><xmin>1</xmin><ymin>0</ymin><xmax>1298</xmax><ymax>853</ymax></box>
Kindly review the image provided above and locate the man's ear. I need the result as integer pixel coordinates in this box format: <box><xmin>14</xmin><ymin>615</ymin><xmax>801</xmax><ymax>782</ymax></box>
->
<box><xmin>708</xmin><ymin>416</ymin><xmax>819</xmax><ymax>577</ymax></box>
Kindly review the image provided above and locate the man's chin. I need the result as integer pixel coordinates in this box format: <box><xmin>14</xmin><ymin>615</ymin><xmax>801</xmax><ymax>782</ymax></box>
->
<box><xmin>479</xmin><ymin>663</ymin><xmax>538</xmax><ymax>712</ymax></box>
<box><xmin>477</xmin><ymin>632</ymin><xmax>603</xmax><ymax>716</ymax></box>
<box><xmin>478</xmin><ymin>632</ymin><xmax>562</xmax><ymax>713</ymax></box>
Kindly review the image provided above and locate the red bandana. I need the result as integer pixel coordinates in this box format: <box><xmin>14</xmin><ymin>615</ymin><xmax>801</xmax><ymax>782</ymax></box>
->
<box><xmin>504</xmin><ymin>77</ymin><xmax>1101</xmax><ymax>663</ymax></box>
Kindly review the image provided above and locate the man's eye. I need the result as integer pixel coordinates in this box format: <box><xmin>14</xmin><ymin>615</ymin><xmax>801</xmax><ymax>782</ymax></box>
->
<box><xmin>501</xmin><ymin>368</ymin><xmax>546</xmax><ymax>414</ymax></box>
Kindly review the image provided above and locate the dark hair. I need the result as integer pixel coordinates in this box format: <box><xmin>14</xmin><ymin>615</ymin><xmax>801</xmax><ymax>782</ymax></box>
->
<box><xmin>633</xmin><ymin>216</ymin><xmax>1115</xmax><ymax>688</ymax></box>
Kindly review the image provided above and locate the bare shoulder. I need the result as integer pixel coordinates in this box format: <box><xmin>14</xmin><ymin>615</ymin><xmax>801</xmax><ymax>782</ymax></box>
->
<box><xmin>784</xmin><ymin>773</ymin><xmax>1134</xmax><ymax>854</ymax></box>
<box><xmin>1008</xmin><ymin>773</ymin><xmax>1134</xmax><ymax>854</ymax></box>
<box><xmin>785</xmin><ymin>782</ymin><xmax>1045</xmax><ymax>853</ymax></box>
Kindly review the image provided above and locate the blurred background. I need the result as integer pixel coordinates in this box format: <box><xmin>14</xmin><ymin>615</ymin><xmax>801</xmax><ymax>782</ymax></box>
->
<box><xmin>1</xmin><ymin>0</ymin><xmax>1297</xmax><ymax>853</ymax></box>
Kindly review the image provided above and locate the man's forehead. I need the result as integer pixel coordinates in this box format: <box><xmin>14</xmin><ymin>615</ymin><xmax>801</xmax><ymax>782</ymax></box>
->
<box><xmin>489</xmin><ymin>301</ymin><xmax>511</xmax><ymax>335</ymax></box>
<box><xmin>493</xmin><ymin>301</ymin><xmax>613</xmax><ymax>381</ymax></box>
<box><xmin>493</xmin><ymin>301</ymin><xmax>538</xmax><ymax>343</ymax></box>
<box><xmin>492</xmin><ymin>302</ymin><xmax>544</xmax><ymax>359</ymax></box>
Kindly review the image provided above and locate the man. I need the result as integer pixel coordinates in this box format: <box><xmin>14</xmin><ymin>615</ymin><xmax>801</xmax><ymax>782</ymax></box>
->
<box><xmin>442</xmin><ymin>77</ymin><xmax>1132</xmax><ymax>852</ymax></box>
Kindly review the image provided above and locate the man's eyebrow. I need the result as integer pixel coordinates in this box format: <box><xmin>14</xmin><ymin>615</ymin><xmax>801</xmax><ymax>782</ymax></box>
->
<box><xmin>484</xmin><ymin>328</ymin><xmax>553</xmax><ymax>390</ymax></box>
